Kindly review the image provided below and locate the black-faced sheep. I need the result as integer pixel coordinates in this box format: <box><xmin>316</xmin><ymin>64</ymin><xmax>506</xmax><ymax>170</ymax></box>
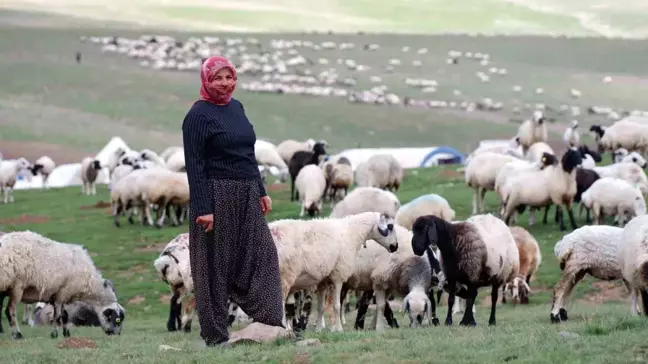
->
<box><xmin>31</xmin><ymin>156</ymin><xmax>56</xmax><ymax>189</ymax></box>
<box><xmin>288</xmin><ymin>142</ymin><xmax>327</xmax><ymax>201</ymax></box>
<box><xmin>411</xmin><ymin>214</ymin><xmax>519</xmax><ymax>326</ymax></box>
<box><xmin>80</xmin><ymin>157</ymin><xmax>103</xmax><ymax>196</ymax></box>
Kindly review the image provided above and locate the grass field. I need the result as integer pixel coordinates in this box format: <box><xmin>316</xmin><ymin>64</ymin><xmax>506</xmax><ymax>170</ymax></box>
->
<box><xmin>0</xmin><ymin>166</ymin><xmax>645</xmax><ymax>363</ymax></box>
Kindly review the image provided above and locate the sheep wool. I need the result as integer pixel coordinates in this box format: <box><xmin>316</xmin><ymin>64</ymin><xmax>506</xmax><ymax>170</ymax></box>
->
<box><xmin>294</xmin><ymin>164</ymin><xmax>327</xmax><ymax>217</ymax></box>
<box><xmin>329</xmin><ymin>186</ymin><xmax>400</xmax><ymax>218</ymax></box>
<box><xmin>581</xmin><ymin>177</ymin><xmax>646</xmax><ymax>227</ymax></box>
<box><xmin>618</xmin><ymin>215</ymin><xmax>648</xmax><ymax>316</ymax></box>
<box><xmin>395</xmin><ymin>193</ymin><xmax>455</xmax><ymax>229</ymax></box>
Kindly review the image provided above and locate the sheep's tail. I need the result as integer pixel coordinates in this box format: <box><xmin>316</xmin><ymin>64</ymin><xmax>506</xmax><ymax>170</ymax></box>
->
<box><xmin>557</xmin><ymin>248</ymin><xmax>573</xmax><ymax>271</ymax></box>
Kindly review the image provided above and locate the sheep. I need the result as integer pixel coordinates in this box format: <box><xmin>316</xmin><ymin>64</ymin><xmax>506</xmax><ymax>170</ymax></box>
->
<box><xmin>550</xmin><ymin>225</ymin><xmax>624</xmax><ymax>322</ymax></box>
<box><xmin>464</xmin><ymin>137</ymin><xmax>522</xmax><ymax>164</ymax></box>
<box><xmin>355</xmin><ymin>154</ymin><xmax>403</xmax><ymax>192</ymax></box>
<box><xmin>563</xmin><ymin>120</ymin><xmax>580</xmax><ymax>147</ymax></box>
<box><xmin>255</xmin><ymin>140</ymin><xmax>289</xmax><ymax>183</ymax></box>
<box><xmin>289</xmin><ymin>142</ymin><xmax>327</xmax><ymax>201</ymax></box>
<box><xmin>0</xmin><ymin>231</ymin><xmax>125</xmax><ymax>339</ymax></box>
<box><xmin>159</xmin><ymin>146</ymin><xmax>183</xmax><ymax>162</ymax></box>
<box><xmin>575</xmin><ymin>168</ymin><xmax>601</xmax><ymax>223</ymax></box>
<box><xmin>502</xmin><ymin>148</ymin><xmax>583</xmax><ymax>231</ymax></box>
<box><xmin>294</xmin><ymin>164</ymin><xmax>327</xmax><ymax>217</ymax></box>
<box><xmin>592</xmin><ymin>162</ymin><xmax>648</xmax><ymax>195</ymax></box>
<box><xmin>277</xmin><ymin>138</ymin><xmax>316</xmax><ymax>164</ymax></box>
<box><xmin>503</xmin><ymin>226</ymin><xmax>542</xmax><ymax>304</ymax></box>
<box><xmin>590</xmin><ymin>121</ymin><xmax>648</xmax><ymax>156</ymax></box>
<box><xmin>29</xmin><ymin>301</ymin><xmax>102</xmax><ymax>328</ymax></box>
<box><xmin>516</xmin><ymin>110</ymin><xmax>548</xmax><ymax>154</ymax></box>
<box><xmin>327</xmin><ymin>162</ymin><xmax>354</xmax><ymax>203</ymax></box>
<box><xmin>395</xmin><ymin>194</ymin><xmax>455</xmax><ymax>229</ymax></box>
<box><xmin>31</xmin><ymin>156</ymin><xmax>56</xmax><ymax>189</ymax></box>
<box><xmin>166</xmin><ymin>150</ymin><xmax>186</xmax><ymax>172</ymax></box>
<box><xmin>580</xmin><ymin>177</ymin><xmax>646</xmax><ymax>227</ymax></box>
<box><xmin>0</xmin><ymin>158</ymin><xmax>32</xmax><ymax>204</ymax></box>
<box><xmin>139</xmin><ymin>169</ymin><xmax>189</xmax><ymax>227</ymax></box>
<box><xmin>578</xmin><ymin>145</ymin><xmax>601</xmax><ymax>169</ymax></box>
<box><xmin>621</xmin><ymin>151</ymin><xmax>648</xmax><ymax>168</ymax></box>
<box><xmin>80</xmin><ymin>157</ymin><xmax>103</xmax><ymax>196</ymax></box>
<box><xmin>613</xmin><ymin>147</ymin><xmax>629</xmax><ymax>163</ymax></box>
<box><xmin>139</xmin><ymin>149</ymin><xmax>167</xmax><ymax>168</ymax></box>
<box><xmin>329</xmin><ymin>187</ymin><xmax>400</xmax><ymax>218</ymax></box>
<box><xmin>617</xmin><ymin>215</ymin><xmax>648</xmax><ymax>316</ymax></box>
<box><xmin>525</xmin><ymin>142</ymin><xmax>554</xmax><ymax>163</ymax></box>
<box><xmin>464</xmin><ymin>151</ymin><xmax>520</xmax><ymax>215</ymax></box>
<box><xmin>411</xmin><ymin>213</ymin><xmax>520</xmax><ymax>326</ymax></box>
<box><xmin>270</xmin><ymin>211</ymin><xmax>399</xmax><ymax>332</ymax></box>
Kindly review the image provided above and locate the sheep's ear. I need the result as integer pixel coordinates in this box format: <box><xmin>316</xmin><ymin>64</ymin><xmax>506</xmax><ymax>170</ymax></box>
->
<box><xmin>522</xmin><ymin>280</ymin><xmax>531</xmax><ymax>293</ymax></box>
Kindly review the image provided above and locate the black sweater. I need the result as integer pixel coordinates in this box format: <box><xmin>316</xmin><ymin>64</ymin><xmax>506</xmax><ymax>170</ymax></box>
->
<box><xmin>182</xmin><ymin>98</ymin><xmax>267</xmax><ymax>217</ymax></box>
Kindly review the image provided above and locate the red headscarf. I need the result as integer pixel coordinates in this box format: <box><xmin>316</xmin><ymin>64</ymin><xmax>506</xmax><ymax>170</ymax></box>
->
<box><xmin>199</xmin><ymin>56</ymin><xmax>237</xmax><ymax>105</ymax></box>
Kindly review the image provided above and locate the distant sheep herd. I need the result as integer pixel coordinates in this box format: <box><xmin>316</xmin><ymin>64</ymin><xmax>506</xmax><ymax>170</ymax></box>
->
<box><xmin>3</xmin><ymin>109</ymin><xmax>648</xmax><ymax>340</ymax></box>
<box><xmin>3</xmin><ymin>32</ymin><xmax>648</xmax><ymax>343</ymax></box>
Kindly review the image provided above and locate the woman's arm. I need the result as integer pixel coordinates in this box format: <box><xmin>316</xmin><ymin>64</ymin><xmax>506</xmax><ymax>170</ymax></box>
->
<box><xmin>238</xmin><ymin>100</ymin><xmax>268</xmax><ymax>198</ymax></box>
<box><xmin>182</xmin><ymin>112</ymin><xmax>212</xmax><ymax>216</ymax></box>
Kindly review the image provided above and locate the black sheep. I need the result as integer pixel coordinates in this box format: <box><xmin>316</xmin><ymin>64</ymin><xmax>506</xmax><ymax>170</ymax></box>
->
<box><xmin>574</xmin><ymin>168</ymin><xmax>600</xmax><ymax>223</ymax></box>
<box><xmin>288</xmin><ymin>142</ymin><xmax>327</xmax><ymax>201</ymax></box>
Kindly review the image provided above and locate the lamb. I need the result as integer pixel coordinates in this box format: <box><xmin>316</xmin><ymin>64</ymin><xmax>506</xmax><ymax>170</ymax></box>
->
<box><xmin>289</xmin><ymin>142</ymin><xmax>327</xmax><ymax>201</ymax></box>
<box><xmin>277</xmin><ymin>138</ymin><xmax>316</xmax><ymax>164</ymax></box>
<box><xmin>0</xmin><ymin>157</ymin><xmax>32</xmax><ymax>204</ymax></box>
<box><xmin>255</xmin><ymin>140</ymin><xmax>289</xmax><ymax>183</ymax></box>
<box><xmin>563</xmin><ymin>120</ymin><xmax>580</xmax><ymax>147</ymax></box>
<box><xmin>464</xmin><ymin>151</ymin><xmax>520</xmax><ymax>215</ymax></box>
<box><xmin>525</xmin><ymin>142</ymin><xmax>554</xmax><ymax>163</ymax></box>
<box><xmin>395</xmin><ymin>194</ymin><xmax>455</xmax><ymax>229</ymax></box>
<box><xmin>80</xmin><ymin>157</ymin><xmax>103</xmax><ymax>196</ymax></box>
<box><xmin>502</xmin><ymin>148</ymin><xmax>583</xmax><ymax>231</ymax></box>
<box><xmin>270</xmin><ymin>211</ymin><xmax>399</xmax><ymax>332</ymax></box>
<box><xmin>329</xmin><ymin>187</ymin><xmax>400</xmax><ymax>218</ymax></box>
<box><xmin>327</xmin><ymin>162</ymin><xmax>354</xmax><ymax>203</ymax></box>
<box><xmin>550</xmin><ymin>225</ymin><xmax>624</xmax><ymax>322</ymax></box>
<box><xmin>0</xmin><ymin>231</ymin><xmax>125</xmax><ymax>339</ymax></box>
<box><xmin>516</xmin><ymin>110</ymin><xmax>548</xmax><ymax>153</ymax></box>
<box><xmin>411</xmin><ymin>214</ymin><xmax>520</xmax><ymax>326</ymax></box>
<box><xmin>592</xmin><ymin>162</ymin><xmax>648</xmax><ymax>196</ymax></box>
<box><xmin>294</xmin><ymin>164</ymin><xmax>327</xmax><ymax>217</ymax></box>
<box><xmin>355</xmin><ymin>154</ymin><xmax>404</xmax><ymax>192</ymax></box>
<box><xmin>503</xmin><ymin>227</ymin><xmax>542</xmax><ymax>304</ymax></box>
<box><xmin>617</xmin><ymin>215</ymin><xmax>648</xmax><ymax>316</ymax></box>
<box><xmin>31</xmin><ymin>156</ymin><xmax>56</xmax><ymax>189</ymax></box>
<box><xmin>580</xmin><ymin>177</ymin><xmax>646</xmax><ymax>227</ymax></box>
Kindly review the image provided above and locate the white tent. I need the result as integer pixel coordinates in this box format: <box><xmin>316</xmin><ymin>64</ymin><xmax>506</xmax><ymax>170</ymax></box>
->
<box><xmin>329</xmin><ymin>146</ymin><xmax>464</xmax><ymax>171</ymax></box>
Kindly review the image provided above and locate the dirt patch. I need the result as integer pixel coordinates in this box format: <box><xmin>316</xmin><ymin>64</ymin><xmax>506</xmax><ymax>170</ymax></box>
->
<box><xmin>0</xmin><ymin>214</ymin><xmax>50</xmax><ymax>225</ymax></box>
<box><xmin>0</xmin><ymin>140</ymin><xmax>88</xmax><ymax>164</ymax></box>
<box><xmin>128</xmin><ymin>295</ymin><xmax>146</xmax><ymax>305</ymax></box>
<box><xmin>56</xmin><ymin>337</ymin><xmax>97</xmax><ymax>349</ymax></box>
<box><xmin>293</xmin><ymin>353</ymin><xmax>310</xmax><ymax>364</ymax></box>
<box><xmin>159</xmin><ymin>294</ymin><xmax>173</xmax><ymax>304</ymax></box>
<box><xmin>579</xmin><ymin>281</ymin><xmax>630</xmax><ymax>304</ymax></box>
<box><xmin>440</xmin><ymin>169</ymin><xmax>463</xmax><ymax>179</ymax></box>
<box><xmin>79</xmin><ymin>201</ymin><xmax>112</xmax><ymax>210</ymax></box>
<box><xmin>116</xmin><ymin>264</ymin><xmax>149</xmax><ymax>278</ymax></box>
<box><xmin>135</xmin><ymin>242</ymin><xmax>168</xmax><ymax>253</ymax></box>
<box><xmin>266</xmin><ymin>183</ymin><xmax>287</xmax><ymax>192</ymax></box>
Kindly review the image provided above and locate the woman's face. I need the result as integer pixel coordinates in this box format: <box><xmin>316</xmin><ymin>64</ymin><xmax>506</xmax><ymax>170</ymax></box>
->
<box><xmin>210</xmin><ymin>67</ymin><xmax>235</xmax><ymax>88</ymax></box>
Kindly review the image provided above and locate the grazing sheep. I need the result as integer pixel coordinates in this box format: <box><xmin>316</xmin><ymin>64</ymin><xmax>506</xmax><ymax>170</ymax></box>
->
<box><xmin>411</xmin><ymin>214</ymin><xmax>520</xmax><ymax>326</ymax></box>
<box><xmin>395</xmin><ymin>194</ymin><xmax>455</xmax><ymax>229</ymax></box>
<box><xmin>618</xmin><ymin>215</ymin><xmax>648</xmax><ymax>316</ymax></box>
<box><xmin>289</xmin><ymin>142</ymin><xmax>327</xmax><ymax>201</ymax></box>
<box><xmin>591</xmin><ymin>120</ymin><xmax>648</xmax><ymax>156</ymax></box>
<box><xmin>0</xmin><ymin>158</ymin><xmax>32</xmax><ymax>204</ymax></box>
<box><xmin>464</xmin><ymin>151</ymin><xmax>519</xmax><ymax>215</ymax></box>
<box><xmin>517</xmin><ymin>110</ymin><xmax>548</xmax><ymax>154</ymax></box>
<box><xmin>294</xmin><ymin>164</ymin><xmax>327</xmax><ymax>217</ymax></box>
<box><xmin>270</xmin><ymin>212</ymin><xmax>398</xmax><ymax>332</ymax></box>
<box><xmin>329</xmin><ymin>187</ymin><xmax>400</xmax><ymax>218</ymax></box>
<box><xmin>80</xmin><ymin>157</ymin><xmax>103</xmax><ymax>196</ymax></box>
<box><xmin>29</xmin><ymin>301</ymin><xmax>102</xmax><ymax>328</ymax></box>
<box><xmin>581</xmin><ymin>177</ymin><xmax>646</xmax><ymax>227</ymax></box>
<box><xmin>550</xmin><ymin>225</ymin><xmax>624</xmax><ymax>322</ymax></box>
<box><xmin>31</xmin><ymin>156</ymin><xmax>56</xmax><ymax>189</ymax></box>
<box><xmin>277</xmin><ymin>138</ymin><xmax>317</xmax><ymax>165</ymax></box>
<box><xmin>327</xmin><ymin>162</ymin><xmax>354</xmax><ymax>203</ymax></box>
<box><xmin>0</xmin><ymin>231</ymin><xmax>125</xmax><ymax>339</ymax></box>
<box><xmin>503</xmin><ymin>227</ymin><xmax>542</xmax><ymax>304</ymax></box>
<box><xmin>563</xmin><ymin>120</ymin><xmax>580</xmax><ymax>147</ymax></box>
<box><xmin>502</xmin><ymin>149</ymin><xmax>583</xmax><ymax>231</ymax></box>
<box><xmin>592</xmin><ymin>162</ymin><xmax>648</xmax><ymax>196</ymax></box>
<box><xmin>139</xmin><ymin>169</ymin><xmax>189</xmax><ymax>228</ymax></box>
<box><xmin>355</xmin><ymin>154</ymin><xmax>403</xmax><ymax>192</ymax></box>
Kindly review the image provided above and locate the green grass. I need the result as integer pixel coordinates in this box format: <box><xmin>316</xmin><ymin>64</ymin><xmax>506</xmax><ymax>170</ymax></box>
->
<box><xmin>0</xmin><ymin>166</ymin><xmax>642</xmax><ymax>363</ymax></box>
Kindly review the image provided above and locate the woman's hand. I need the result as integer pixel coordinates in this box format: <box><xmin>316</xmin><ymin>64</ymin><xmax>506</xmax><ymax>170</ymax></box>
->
<box><xmin>196</xmin><ymin>214</ymin><xmax>214</xmax><ymax>232</ymax></box>
<box><xmin>260</xmin><ymin>196</ymin><xmax>272</xmax><ymax>215</ymax></box>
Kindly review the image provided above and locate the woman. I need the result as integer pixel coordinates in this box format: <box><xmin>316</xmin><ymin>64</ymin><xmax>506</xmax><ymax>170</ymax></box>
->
<box><xmin>182</xmin><ymin>56</ymin><xmax>285</xmax><ymax>347</ymax></box>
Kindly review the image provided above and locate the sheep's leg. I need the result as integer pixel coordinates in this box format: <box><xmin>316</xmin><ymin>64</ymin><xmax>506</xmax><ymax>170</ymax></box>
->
<box><xmin>542</xmin><ymin>206</ymin><xmax>550</xmax><ymax>224</ymax></box>
<box><xmin>61</xmin><ymin>306</ymin><xmax>72</xmax><ymax>337</ymax></box>
<box><xmin>502</xmin><ymin>285</ymin><xmax>507</xmax><ymax>304</ymax></box>
<box><xmin>22</xmin><ymin>304</ymin><xmax>34</xmax><ymax>327</ymax></box>
<box><xmin>445</xmin><ymin>281</ymin><xmax>456</xmax><ymax>326</ymax></box>
<box><xmin>426</xmin><ymin>290</ymin><xmax>440</xmax><ymax>326</ymax></box>
<box><xmin>383</xmin><ymin>300</ymin><xmax>398</xmax><ymax>328</ymax></box>
<box><xmin>297</xmin><ymin>291</ymin><xmax>313</xmax><ymax>331</ymax></box>
<box><xmin>479</xmin><ymin>188</ymin><xmax>487</xmax><ymax>213</ymax></box>
<box><xmin>181</xmin><ymin>296</ymin><xmax>196</xmax><ymax>333</ymax></box>
<box><xmin>7</xmin><ymin>287</ymin><xmax>24</xmax><ymax>339</ymax></box>
<box><xmin>373</xmin><ymin>289</ymin><xmax>388</xmax><ymax>331</ymax></box>
<box><xmin>299</xmin><ymin>203</ymin><xmax>305</xmax><ymax>217</ymax></box>
<box><xmin>459</xmin><ymin>287</ymin><xmax>478</xmax><ymax>327</ymax></box>
<box><xmin>7</xmin><ymin>187</ymin><xmax>14</xmax><ymax>203</ymax></box>
<box><xmin>331</xmin><ymin>282</ymin><xmax>344</xmax><ymax>332</ymax></box>
<box><xmin>143</xmin><ymin>201</ymin><xmax>154</xmax><ymax>226</ymax></box>
<box><xmin>554</xmin><ymin>205</ymin><xmax>560</xmax><ymax>223</ymax></box>
<box><xmin>290</xmin><ymin>177</ymin><xmax>296</xmax><ymax>201</ymax></box>
<box><xmin>354</xmin><ymin>290</ymin><xmax>373</xmax><ymax>330</ymax></box>
<box><xmin>640</xmin><ymin>289</ymin><xmax>648</xmax><ymax>316</ymax></box>
<box><xmin>314</xmin><ymin>289</ymin><xmax>326</xmax><ymax>332</ymax></box>
<box><xmin>339</xmin><ymin>286</ymin><xmax>348</xmax><ymax>326</ymax></box>
<box><xmin>550</xmin><ymin>269</ymin><xmax>586</xmax><ymax>323</ymax></box>
<box><xmin>529</xmin><ymin>208</ymin><xmax>535</xmax><ymax>226</ymax></box>
<box><xmin>50</xmin><ymin>302</ymin><xmax>63</xmax><ymax>338</ymax></box>
<box><xmin>1</xmin><ymin>186</ymin><xmax>7</xmax><ymax>204</ymax></box>
<box><xmin>155</xmin><ymin>197</ymin><xmax>168</xmax><ymax>228</ymax></box>
<box><xmin>557</xmin><ymin>205</ymin><xmax>567</xmax><ymax>231</ymax></box>
<box><xmin>472</xmin><ymin>187</ymin><xmax>479</xmax><ymax>215</ymax></box>
<box><xmin>167</xmin><ymin>292</ymin><xmax>181</xmax><ymax>332</ymax></box>
<box><xmin>565</xmin><ymin>204</ymin><xmax>578</xmax><ymax>230</ymax></box>
<box><xmin>488</xmin><ymin>284</ymin><xmax>500</xmax><ymax>326</ymax></box>
<box><xmin>0</xmin><ymin>292</ymin><xmax>4</xmax><ymax>334</ymax></box>
<box><xmin>631</xmin><ymin>289</ymin><xmax>639</xmax><ymax>316</ymax></box>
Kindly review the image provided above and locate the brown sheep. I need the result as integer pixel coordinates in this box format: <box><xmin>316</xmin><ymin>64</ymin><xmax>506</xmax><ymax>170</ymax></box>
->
<box><xmin>503</xmin><ymin>226</ymin><xmax>542</xmax><ymax>304</ymax></box>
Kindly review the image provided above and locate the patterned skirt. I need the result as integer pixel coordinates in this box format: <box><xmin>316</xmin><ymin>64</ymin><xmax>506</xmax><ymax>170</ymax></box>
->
<box><xmin>188</xmin><ymin>178</ymin><xmax>284</xmax><ymax>345</ymax></box>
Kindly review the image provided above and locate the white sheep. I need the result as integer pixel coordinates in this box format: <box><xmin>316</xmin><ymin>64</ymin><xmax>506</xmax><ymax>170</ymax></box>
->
<box><xmin>0</xmin><ymin>231</ymin><xmax>125</xmax><ymax>339</ymax></box>
<box><xmin>464</xmin><ymin>137</ymin><xmax>523</xmax><ymax>164</ymax></box>
<box><xmin>294</xmin><ymin>164</ymin><xmax>327</xmax><ymax>217</ymax></box>
<box><xmin>618</xmin><ymin>215</ymin><xmax>648</xmax><ymax>316</ymax></box>
<box><xmin>525</xmin><ymin>142</ymin><xmax>554</xmax><ymax>163</ymax></box>
<box><xmin>592</xmin><ymin>162</ymin><xmax>648</xmax><ymax>196</ymax></box>
<box><xmin>33</xmin><ymin>156</ymin><xmax>56</xmax><ymax>189</ymax></box>
<box><xmin>550</xmin><ymin>225</ymin><xmax>624</xmax><ymax>322</ymax></box>
<box><xmin>355</xmin><ymin>154</ymin><xmax>403</xmax><ymax>191</ymax></box>
<box><xmin>516</xmin><ymin>110</ymin><xmax>548</xmax><ymax>153</ymax></box>
<box><xmin>563</xmin><ymin>120</ymin><xmax>580</xmax><ymax>147</ymax></box>
<box><xmin>80</xmin><ymin>157</ymin><xmax>103</xmax><ymax>196</ymax></box>
<box><xmin>269</xmin><ymin>211</ymin><xmax>399</xmax><ymax>332</ymax></box>
<box><xmin>255</xmin><ymin>140</ymin><xmax>289</xmax><ymax>182</ymax></box>
<box><xmin>165</xmin><ymin>150</ymin><xmax>186</xmax><ymax>172</ymax></box>
<box><xmin>277</xmin><ymin>138</ymin><xmax>316</xmax><ymax>164</ymax></box>
<box><xmin>159</xmin><ymin>146</ymin><xmax>183</xmax><ymax>162</ymax></box>
<box><xmin>411</xmin><ymin>213</ymin><xmax>520</xmax><ymax>326</ymax></box>
<box><xmin>502</xmin><ymin>149</ymin><xmax>583</xmax><ymax>231</ymax></box>
<box><xmin>0</xmin><ymin>158</ymin><xmax>31</xmax><ymax>203</ymax></box>
<box><xmin>464</xmin><ymin>151</ymin><xmax>520</xmax><ymax>215</ymax></box>
<box><xmin>581</xmin><ymin>177</ymin><xmax>646</xmax><ymax>227</ymax></box>
<box><xmin>503</xmin><ymin>226</ymin><xmax>542</xmax><ymax>304</ymax></box>
<box><xmin>139</xmin><ymin>149</ymin><xmax>167</xmax><ymax>168</ymax></box>
<box><xmin>620</xmin><ymin>151</ymin><xmax>648</xmax><ymax>168</ymax></box>
<box><xmin>591</xmin><ymin>120</ymin><xmax>648</xmax><ymax>155</ymax></box>
<box><xmin>139</xmin><ymin>169</ymin><xmax>189</xmax><ymax>227</ymax></box>
<box><xmin>395</xmin><ymin>194</ymin><xmax>455</xmax><ymax>229</ymax></box>
<box><xmin>329</xmin><ymin>187</ymin><xmax>400</xmax><ymax>218</ymax></box>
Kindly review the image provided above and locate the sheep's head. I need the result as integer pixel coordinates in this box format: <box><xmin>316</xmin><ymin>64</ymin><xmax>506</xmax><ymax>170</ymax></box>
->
<box><xmin>411</xmin><ymin>215</ymin><xmax>445</xmax><ymax>256</ymax></box>
<box><xmin>613</xmin><ymin>148</ymin><xmax>629</xmax><ymax>163</ymax></box>
<box><xmin>504</xmin><ymin>277</ymin><xmax>531</xmax><ymax>304</ymax></box>
<box><xmin>625</xmin><ymin>152</ymin><xmax>647</xmax><ymax>169</ymax></box>
<box><xmin>532</xmin><ymin>110</ymin><xmax>544</xmax><ymax>124</ymax></box>
<box><xmin>589</xmin><ymin>125</ymin><xmax>605</xmax><ymax>141</ymax></box>
<box><xmin>560</xmin><ymin>148</ymin><xmax>583</xmax><ymax>173</ymax></box>
<box><xmin>337</xmin><ymin>156</ymin><xmax>351</xmax><ymax>165</ymax></box>
<box><xmin>30</xmin><ymin>163</ymin><xmax>44</xmax><ymax>176</ymax></box>
<box><xmin>581</xmin><ymin>145</ymin><xmax>603</xmax><ymax>163</ymax></box>
<box><xmin>306</xmin><ymin>201</ymin><xmax>320</xmax><ymax>217</ymax></box>
<box><xmin>402</xmin><ymin>290</ymin><xmax>430</xmax><ymax>328</ymax></box>
<box><xmin>92</xmin><ymin>160</ymin><xmax>102</xmax><ymax>170</ymax></box>
<box><xmin>372</xmin><ymin>213</ymin><xmax>397</xmax><ymax>253</ymax></box>
<box><xmin>540</xmin><ymin>153</ymin><xmax>558</xmax><ymax>169</ymax></box>
<box><xmin>92</xmin><ymin>279</ymin><xmax>125</xmax><ymax>335</ymax></box>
